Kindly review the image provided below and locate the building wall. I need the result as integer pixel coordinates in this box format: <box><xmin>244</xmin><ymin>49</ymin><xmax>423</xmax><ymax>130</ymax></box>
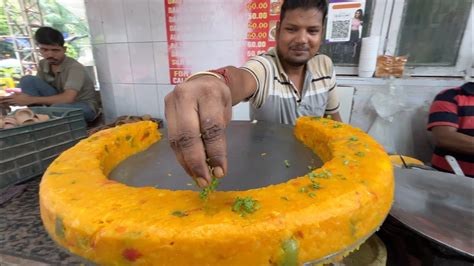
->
<box><xmin>340</xmin><ymin>77</ymin><xmax>464</xmax><ymax>162</ymax></box>
<box><xmin>85</xmin><ymin>0</ymin><xmax>172</xmax><ymax>122</ymax></box>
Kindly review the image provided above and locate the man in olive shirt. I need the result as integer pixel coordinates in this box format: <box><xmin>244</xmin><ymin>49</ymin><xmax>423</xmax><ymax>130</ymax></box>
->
<box><xmin>0</xmin><ymin>27</ymin><xmax>98</xmax><ymax>122</ymax></box>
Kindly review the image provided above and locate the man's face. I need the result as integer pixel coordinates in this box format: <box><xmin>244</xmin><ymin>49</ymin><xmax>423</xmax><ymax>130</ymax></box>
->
<box><xmin>38</xmin><ymin>44</ymin><xmax>66</xmax><ymax>65</ymax></box>
<box><xmin>276</xmin><ymin>8</ymin><xmax>324</xmax><ymax>67</ymax></box>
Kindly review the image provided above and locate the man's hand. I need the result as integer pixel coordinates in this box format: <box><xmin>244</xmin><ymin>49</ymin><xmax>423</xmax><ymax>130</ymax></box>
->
<box><xmin>0</xmin><ymin>92</ymin><xmax>34</xmax><ymax>106</ymax></box>
<box><xmin>165</xmin><ymin>76</ymin><xmax>232</xmax><ymax>188</ymax></box>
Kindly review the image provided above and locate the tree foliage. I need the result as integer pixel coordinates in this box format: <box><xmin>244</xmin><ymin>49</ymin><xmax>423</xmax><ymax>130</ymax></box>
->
<box><xmin>0</xmin><ymin>0</ymin><xmax>90</xmax><ymax>60</ymax></box>
<box><xmin>0</xmin><ymin>3</ymin><xmax>15</xmax><ymax>58</ymax></box>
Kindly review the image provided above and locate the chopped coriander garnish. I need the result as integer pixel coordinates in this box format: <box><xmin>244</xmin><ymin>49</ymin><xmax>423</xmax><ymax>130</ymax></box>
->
<box><xmin>312</xmin><ymin>182</ymin><xmax>321</xmax><ymax>190</ymax></box>
<box><xmin>232</xmin><ymin>197</ymin><xmax>260</xmax><ymax>217</ymax></box>
<box><xmin>284</xmin><ymin>160</ymin><xmax>291</xmax><ymax>168</ymax></box>
<box><xmin>199</xmin><ymin>177</ymin><xmax>219</xmax><ymax>200</ymax></box>
<box><xmin>349</xmin><ymin>136</ymin><xmax>358</xmax><ymax>142</ymax></box>
<box><xmin>299</xmin><ymin>187</ymin><xmax>309</xmax><ymax>193</ymax></box>
<box><xmin>355</xmin><ymin>152</ymin><xmax>366</xmax><ymax>157</ymax></box>
<box><xmin>281</xmin><ymin>196</ymin><xmax>289</xmax><ymax>201</ymax></box>
<box><xmin>308</xmin><ymin>192</ymin><xmax>316</xmax><ymax>198</ymax></box>
<box><xmin>307</xmin><ymin>165</ymin><xmax>315</xmax><ymax>171</ymax></box>
<box><xmin>310</xmin><ymin>170</ymin><xmax>332</xmax><ymax>179</ymax></box>
<box><xmin>343</xmin><ymin>160</ymin><xmax>350</xmax><ymax>165</ymax></box>
<box><xmin>171</xmin><ymin>210</ymin><xmax>188</xmax><ymax>217</ymax></box>
<box><xmin>323</xmin><ymin>169</ymin><xmax>332</xmax><ymax>177</ymax></box>
<box><xmin>333</xmin><ymin>124</ymin><xmax>342</xmax><ymax>128</ymax></box>
<box><xmin>310</xmin><ymin>116</ymin><xmax>321</xmax><ymax>120</ymax></box>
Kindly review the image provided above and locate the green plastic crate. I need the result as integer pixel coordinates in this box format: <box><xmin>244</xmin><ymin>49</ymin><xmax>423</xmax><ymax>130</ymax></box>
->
<box><xmin>0</xmin><ymin>107</ymin><xmax>87</xmax><ymax>189</ymax></box>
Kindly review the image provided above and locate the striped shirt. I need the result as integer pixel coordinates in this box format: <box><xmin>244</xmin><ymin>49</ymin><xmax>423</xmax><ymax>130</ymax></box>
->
<box><xmin>241</xmin><ymin>48</ymin><xmax>340</xmax><ymax>125</ymax></box>
<box><xmin>427</xmin><ymin>82</ymin><xmax>474</xmax><ymax>177</ymax></box>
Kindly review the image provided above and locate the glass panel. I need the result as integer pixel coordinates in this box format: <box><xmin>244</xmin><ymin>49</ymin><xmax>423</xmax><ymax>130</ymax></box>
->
<box><xmin>319</xmin><ymin>0</ymin><xmax>374</xmax><ymax>66</ymax></box>
<box><xmin>396</xmin><ymin>0</ymin><xmax>471</xmax><ymax>66</ymax></box>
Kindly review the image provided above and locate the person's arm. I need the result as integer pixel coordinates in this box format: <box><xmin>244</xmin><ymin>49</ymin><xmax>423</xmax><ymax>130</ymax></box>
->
<box><xmin>219</xmin><ymin>66</ymin><xmax>258</xmax><ymax>105</ymax></box>
<box><xmin>0</xmin><ymin>89</ymin><xmax>77</xmax><ymax>106</ymax></box>
<box><xmin>165</xmin><ymin>67</ymin><xmax>257</xmax><ymax>187</ymax></box>
<box><xmin>1</xmin><ymin>63</ymin><xmax>86</xmax><ymax>106</ymax></box>
<box><xmin>427</xmin><ymin>87</ymin><xmax>474</xmax><ymax>155</ymax></box>
<box><xmin>431</xmin><ymin>126</ymin><xmax>474</xmax><ymax>155</ymax></box>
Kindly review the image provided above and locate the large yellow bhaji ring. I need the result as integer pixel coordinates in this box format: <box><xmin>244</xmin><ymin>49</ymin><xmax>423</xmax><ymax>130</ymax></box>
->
<box><xmin>40</xmin><ymin>117</ymin><xmax>394</xmax><ymax>265</ymax></box>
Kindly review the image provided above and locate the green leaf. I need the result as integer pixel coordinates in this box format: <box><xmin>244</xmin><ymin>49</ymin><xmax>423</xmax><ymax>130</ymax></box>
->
<box><xmin>280</xmin><ymin>196</ymin><xmax>289</xmax><ymax>201</ymax></box>
<box><xmin>232</xmin><ymin>197</ymin><xmax>259</xmax><ymax>217</ymax></box>
<box><xmin>349</xmin><ymin>136</ymin><xmax>358</xmax><ymax>142</ymax></box>
<box><xmin>312</xmin><ymin>182</ymin><xmax>321</xmax><ymax>190</ymax></box>
<box><xmin>199</xmin><ymin>177</ymin><xmax>220</xmax><ymax>200</ymax></box>
<box><xmin>310</xmin><ymin>170</ymin><xmax>332</xmax><ymax>179</ymax></box>
<box><xmin>308</xmin><ymin>192</ymin><xmax>316</xmax><ymax>198</ymax></box>
<box><xmin>298</xmin><ymin>187</ymin><xmax>308</xmax><ymax>193</ymax></box>
<box><xmin>355</xmin><ymin>151</ymin><xmax>366</xmax><ymax>157</ymax></box>
<box><xmin>284</xmin><ymin>160</ymin><xmax>290</xmax><ymax>168</ymax></box>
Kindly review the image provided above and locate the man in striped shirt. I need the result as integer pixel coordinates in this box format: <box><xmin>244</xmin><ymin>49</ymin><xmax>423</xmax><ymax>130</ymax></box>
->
<box><xmin>165</xmin><ymin>0</ymin><xmax>341</xmax><ymax>187</ymax></box>
<box><xmin>427</xmin><ymin>82</ymin><xmax>474</xmax><ymax>177</ymax></box>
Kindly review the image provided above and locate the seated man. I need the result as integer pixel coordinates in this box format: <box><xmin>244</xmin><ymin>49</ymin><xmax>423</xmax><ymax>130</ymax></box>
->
<box><xmin>0</xmin><ymin>27</ymin><xmax>98</xmax><ymax>122</ymax></box>
<box><xmin>427</xmin><ymin>82</ymin><xmax>473</xmax><ymax>177</ymax></box>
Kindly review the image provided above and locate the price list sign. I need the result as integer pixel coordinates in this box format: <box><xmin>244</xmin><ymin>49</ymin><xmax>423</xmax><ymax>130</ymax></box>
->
<box><xmin>245</xmin><ymin>0</ymin><xmax>281</xmax><ymax>60</ymax></box>
<box><xmin>244</xmin><ymin>0</ymin><xmax>279</xmax><ymax>60</ymax></box>
<box><xmin>165</xmin><ymin>0</ymin><xmax>191</xmax><ymax>85</ymax></box>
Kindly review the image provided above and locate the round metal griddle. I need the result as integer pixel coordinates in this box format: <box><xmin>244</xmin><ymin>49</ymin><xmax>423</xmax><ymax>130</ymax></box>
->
<box><xmin>109</xmin><ymin>121</ymin><xmax>323</xmax><ymax>191</ymax></box>
<box><xmin>391</xmin><ymin>168</ymin><xmax>474</xmax><ymax>258</ymax></box>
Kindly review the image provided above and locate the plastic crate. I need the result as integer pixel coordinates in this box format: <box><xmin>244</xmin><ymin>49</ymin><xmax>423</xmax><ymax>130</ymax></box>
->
<box><xmin>0</xmin><ymin>107</ymin><xmax>87</xmax><ymax>189</ymax></box>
